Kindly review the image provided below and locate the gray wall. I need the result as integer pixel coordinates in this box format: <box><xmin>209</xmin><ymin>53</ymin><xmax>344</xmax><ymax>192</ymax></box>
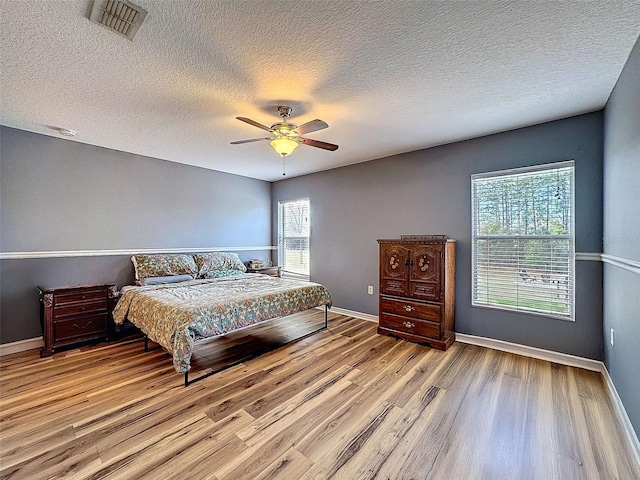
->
<box><xmin>0</xmin><ymin>127</ymin><xmax>272</xmax><ymax>343</ymax></box>
<box><xmin>603</xmin><ymin>36</ymin><xmax>640</xmax><ymax>438</ymax></box>
<box><xmin>273</xmin><ymin>112</ymin><xmax>604</xmax><ymax>360</ymax></box>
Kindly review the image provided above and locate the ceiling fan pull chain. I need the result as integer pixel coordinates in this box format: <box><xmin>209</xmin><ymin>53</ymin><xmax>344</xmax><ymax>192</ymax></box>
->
<box><xmin>282</xmin><ymin>158</ymin><xmax>287</xmax><ymax>176</ymax></box>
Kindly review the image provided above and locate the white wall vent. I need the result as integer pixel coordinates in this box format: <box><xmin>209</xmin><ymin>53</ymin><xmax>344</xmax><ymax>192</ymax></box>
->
<box><xmin>89</xmin><ymin>0</ymin><xmax>148</xmax><ymax>41</ymax></box>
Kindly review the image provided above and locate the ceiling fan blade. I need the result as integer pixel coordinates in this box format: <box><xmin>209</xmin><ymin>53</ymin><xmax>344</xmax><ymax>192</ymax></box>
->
<box><xmin>236</xmin><ymin>117</ymin><xmax>273</xmax><ymax>132</ymax></box>
<box><xmin>295</xmin><ymin>119</ymin><xmax>329</xmax><ymax>135</ymax></box>
<box><xmin>301</xmin><ymin>137</ymin><xmax>339</xmax><ymax>151</ymax></box>
<box><xmin>230</xmin><ymin>137</ymin><xmax>271</xmax><ymax>144</ymax></box>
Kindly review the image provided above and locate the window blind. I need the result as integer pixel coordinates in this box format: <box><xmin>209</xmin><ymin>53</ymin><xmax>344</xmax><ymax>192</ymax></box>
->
<box><xmin>471</xmin><ymin>161</ymin><xmax>575</xmax><ymax>320</ymax></box>
<box><xmin>278</xmin><ymin>198</ymin><xmax>310</xmax><ymax>277</ymax></box>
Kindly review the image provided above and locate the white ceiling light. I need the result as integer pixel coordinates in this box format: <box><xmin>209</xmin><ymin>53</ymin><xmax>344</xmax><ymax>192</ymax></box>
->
<box><xmin>55</xmin><ymin>128</ymin><xmax>77</xmax><ymax>137</ymax></box>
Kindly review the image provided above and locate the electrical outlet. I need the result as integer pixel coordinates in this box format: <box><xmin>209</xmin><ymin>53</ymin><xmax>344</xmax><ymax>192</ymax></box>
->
<box><xmin>367</xmin><ymin>286</ymin><xmax>374</xmax><ymax>295</ymax></box>
<box><xmin>610</xmin><ymin>328</ymin><xmax>615</xmax><ymax>347</ymax></box>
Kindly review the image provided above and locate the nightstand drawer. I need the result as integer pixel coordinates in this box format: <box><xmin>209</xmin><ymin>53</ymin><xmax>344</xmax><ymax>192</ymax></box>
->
<box><xmin>379</xmin><ymin>312</ymin><xmax>440</xmax><ymax>338</ymax></box>
<box><xmin>55</xmin><ymin>299</ymin><xmax>107</xmax><ymax>317</ymax></box>
<box><xmin>54</xmin><ymin>289</ymin><xmax>107</xmax><ymax>306</ymax></box>
<box><xmin>380</xmin><ymin>297</ymin><xmax>440</xmax><ymax>321</ymax></box>
<box><xmin>54</xmin><ymin>313</ymin><xmax>108</xmax><ymax>341</ymax></box>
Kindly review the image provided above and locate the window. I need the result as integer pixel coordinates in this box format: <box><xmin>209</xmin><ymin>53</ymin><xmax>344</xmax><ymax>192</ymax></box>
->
<box><xmin>278</xmin><ymin>198</ymin><xmax>310</xmax><ymax>278</ymax></box>
<box><xmin>471</xmin><ymin>161</ymin><xmax>575</xmax><ymax>320</ymax></box>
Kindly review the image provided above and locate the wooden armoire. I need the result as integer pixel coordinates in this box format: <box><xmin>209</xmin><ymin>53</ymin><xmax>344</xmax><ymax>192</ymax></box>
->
<box><xmin>377</xmin><ymin>236</ymin><xmax>456</xmax><ymax>350</ymax></box>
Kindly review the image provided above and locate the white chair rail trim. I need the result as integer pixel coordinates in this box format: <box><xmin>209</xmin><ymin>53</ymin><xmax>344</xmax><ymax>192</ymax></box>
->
<box><xmin>601</xmin><ymin>253</ymin><xmax>640</xmax><ymax>276</ymax></box>
<box><xmin>576</xmin><ymin>252</ymin><xmax>640</xmax><ymax>275</ymax></box>
<box><xmin>0</xmin><ymin>245</ymin><xmax>277</xmax><ymax>260</ymax></box>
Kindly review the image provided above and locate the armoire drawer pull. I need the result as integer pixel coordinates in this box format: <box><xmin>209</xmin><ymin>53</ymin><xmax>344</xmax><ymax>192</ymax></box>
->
<box><xmin>403</xmin><ymin>305</ymin><xmax>415</xmax><ymax>312</ymax></box>
<box><xmin>402</xmin><ymin>321</ymin><xmax>415</xmax><ymax>328</ymax></box>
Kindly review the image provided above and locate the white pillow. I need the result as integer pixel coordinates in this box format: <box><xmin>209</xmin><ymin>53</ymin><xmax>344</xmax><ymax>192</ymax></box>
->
<box><xmin>140</xmin><ymin>274</ymin><xmax>194</xmax><ymax>286</ymax></box>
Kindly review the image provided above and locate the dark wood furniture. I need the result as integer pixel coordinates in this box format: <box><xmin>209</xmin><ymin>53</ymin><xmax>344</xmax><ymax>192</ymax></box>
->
<box><xmin>377</xmin><ymin>237</ymin><xmax>456</xmax><ymax>350</ymax></box>
<box><xmin>38</xmin><ymin>283</ymin><xmax>117</xmax><ymax>357</ymax></box>
<box><xmin>246</xmin><ymin>265</ymin><xmax>282</xmax><ymax>277</ymax></box>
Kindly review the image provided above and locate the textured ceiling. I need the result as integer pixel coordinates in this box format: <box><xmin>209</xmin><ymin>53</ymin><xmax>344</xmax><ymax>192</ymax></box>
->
<box><xmin>1</xmin><ymin>1</ymin><xmax>640</xmax><ymax>181</ymax></box>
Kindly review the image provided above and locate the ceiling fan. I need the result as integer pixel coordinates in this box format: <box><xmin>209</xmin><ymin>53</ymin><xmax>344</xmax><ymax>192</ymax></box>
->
<box><xmin>230</xmin><ymin>106</ymin><xmax>339</xmax><ymax>158</ymax></box>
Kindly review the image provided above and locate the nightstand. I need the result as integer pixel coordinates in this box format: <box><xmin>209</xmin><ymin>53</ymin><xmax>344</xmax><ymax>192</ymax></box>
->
<box><xmin>38</xmin><ymin>283</ymin><xmax>117</xmax><ymax>357</ymax></box>
<box><xmin>246</xmin><ymin>266</ymin><xmax>282</xmax><ymax>277</ymax></box>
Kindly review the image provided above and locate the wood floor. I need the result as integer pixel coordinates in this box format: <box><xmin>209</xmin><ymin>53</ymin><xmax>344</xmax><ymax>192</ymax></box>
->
<box><xmin>1</xmin><ymin>312</ymin><xmax>638</xmax><ymax>479</ymax></box>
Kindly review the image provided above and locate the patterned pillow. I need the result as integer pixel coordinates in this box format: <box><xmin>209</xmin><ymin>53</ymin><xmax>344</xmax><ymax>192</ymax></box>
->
<box><xmin>132</xmin><ymin>254</ymin><xmax>199</xmax><ymax>284</ymax></box>
<box><xmin>203</xmin><ymin>269</ymin><xmax>246</xmax><ymax>279</ymax></box>
<box><xmin>194</xmin><ymin>252</ymin><xmax>247</xmax><ymax>278</ymax></box>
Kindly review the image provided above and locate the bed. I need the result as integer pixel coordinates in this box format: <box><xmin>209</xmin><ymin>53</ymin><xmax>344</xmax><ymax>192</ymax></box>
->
<box><xmin>112</xmin><ymin>252</ymin><xmax>332</xmax><ymax>385</ymax></box>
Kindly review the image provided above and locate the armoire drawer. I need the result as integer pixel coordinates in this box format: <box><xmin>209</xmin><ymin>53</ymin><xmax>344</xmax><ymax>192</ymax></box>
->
<box><xmin>380</xmin><ymin>297</ymin><xmax>440</xmax><ymax>321</ymax></box>
<box><xmin>379</xmin><ymin>312</ymin><xmax>440</xmax><ymax>339</ymax></box>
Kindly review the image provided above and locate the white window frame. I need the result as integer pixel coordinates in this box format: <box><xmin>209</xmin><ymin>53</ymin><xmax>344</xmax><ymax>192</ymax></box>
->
<box><xmin>471</xmin><ymin>161</ymin><xmax>575</xmax><ymax>321</ymax></box>
<box><xmin>277</xmin><ymin>197</ymin><xmax>311</xmax><ymax>280</ymax></box>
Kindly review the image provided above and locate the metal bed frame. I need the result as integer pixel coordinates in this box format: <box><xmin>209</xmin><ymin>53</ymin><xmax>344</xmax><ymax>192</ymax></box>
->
<box><xmin>143</xmin><ymin>305</ymin><xmax>329</xmax><ymax>387</ymax></box>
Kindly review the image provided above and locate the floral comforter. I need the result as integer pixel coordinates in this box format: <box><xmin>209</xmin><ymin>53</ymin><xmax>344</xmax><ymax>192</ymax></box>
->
<box><xmin>112</xmin><ymin>274</ymin><xmax>332</xmax><ymax>373</ymax></box>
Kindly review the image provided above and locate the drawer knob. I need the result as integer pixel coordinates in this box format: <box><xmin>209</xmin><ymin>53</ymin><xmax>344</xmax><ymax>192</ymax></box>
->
<box><xmin>403</xmin><ymin>305</ymin><xmax>415</xmax><ymax>312</ymax></box>
<box><xmin>81</xmin><ymin>295</ymin><xmax>86</xmax><ymax>300</ymax></box>
<box><xmin>402</xmin><ymin>321</ymin><xmax>415</xmax><ymax>328</ymax></box>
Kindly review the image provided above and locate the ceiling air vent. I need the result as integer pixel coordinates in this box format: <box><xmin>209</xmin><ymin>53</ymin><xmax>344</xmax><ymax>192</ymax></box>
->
<box><xmin>89</xmin><ymin>0</ymin><xmax>148</xmax><ymax>41</ymax></box>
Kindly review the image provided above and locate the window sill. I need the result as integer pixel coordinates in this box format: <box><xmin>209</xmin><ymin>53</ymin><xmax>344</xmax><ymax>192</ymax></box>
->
<box><xmin>471</xmin><ymin>302</ymin><xmax>575</xmax><ymax>322</ymax></box>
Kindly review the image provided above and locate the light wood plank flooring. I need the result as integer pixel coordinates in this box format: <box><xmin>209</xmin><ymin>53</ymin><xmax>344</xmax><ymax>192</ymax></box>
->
<box><xmin>1</xmin><ymin>312</ymin><xmax>638</xmax><ymax>479</ymax></box>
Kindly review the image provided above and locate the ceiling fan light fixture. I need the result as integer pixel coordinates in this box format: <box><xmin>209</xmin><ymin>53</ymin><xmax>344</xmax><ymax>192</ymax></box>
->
<box><xmin>232</xmin><ymin>106</ymin><xmax>338</xmax><ymax>158</ymax></box>
<box><xmin>270</xmin><ymin>137</ymin><xmax>299</xmax><ymax>157</ymax></box>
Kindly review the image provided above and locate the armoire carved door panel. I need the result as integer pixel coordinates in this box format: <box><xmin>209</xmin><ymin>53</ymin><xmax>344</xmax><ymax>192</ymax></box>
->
<box><xmin>380</xmin><ymin>244</ymin><xmax>410</xmax><ymax>297</ymax></box>
<box><xmin>410</xmin><ymin>245</ymin><xmax>442</xmax><ymax>301</ymax></box>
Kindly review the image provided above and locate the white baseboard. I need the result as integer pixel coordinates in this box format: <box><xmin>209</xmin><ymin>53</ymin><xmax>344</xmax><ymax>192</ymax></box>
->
<box><xmin>329</xmin><ymin>306</ymin><xmax>379</xmax><ymax>323</ymax></box>
<box><xmin>455</xmin><ymin>333</ymin><xmax>603</xmax><ymax>372</ymax></box>
<box><xmin>455</xmin><ymin>332</ymin><xmax>639</xmax><ymax>464</ymax></box>
<box><xmin>0</xmin><ymin>336</ymin><xmax>43</xmax><ymax>356</ymax></box>
<box><xmin>3</xmin><ymin>309</ymin><xmax>638</xmax><ymax>465</ymax></box>
<box><xmin>326</xmin><ymin>307</ymin><xmax>640</xmax><ymax>463</ymax></box>
<box><xmin>601</xmin><ymin>364</ymin><xmax>640</xmax><ymax>466</ymax></box>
